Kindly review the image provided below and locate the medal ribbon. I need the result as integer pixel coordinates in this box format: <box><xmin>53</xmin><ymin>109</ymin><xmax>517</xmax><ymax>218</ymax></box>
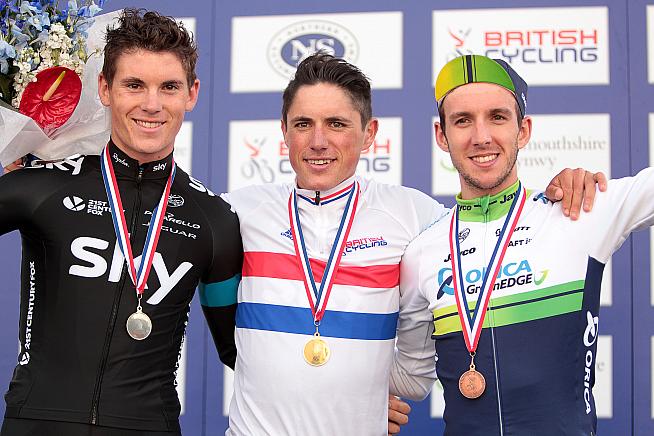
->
<box><xmin>449</xmin><ymin>184</ymin><xmax>526</xmax><ymax>353</ymax></box>
<box><xmin>289</xmin><ymin>181</ymin><xmax>359</xmax><ymax>323</ymax></box>
<box><xmin>100</xmin><ymin>145</ymin><xmax>176</xmax><ymax>296</ymax></box>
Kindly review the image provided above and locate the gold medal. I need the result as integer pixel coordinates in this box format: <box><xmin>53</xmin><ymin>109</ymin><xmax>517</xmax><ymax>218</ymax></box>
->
<box><xmin>459</xmin><ymin>354</ymin><xmax>485</xmax><ymax>399</ymax></box>
<box><xmin>303</xmin><ymin>332</ymin><xmax>330</xmax><ymax>366</ymax></box>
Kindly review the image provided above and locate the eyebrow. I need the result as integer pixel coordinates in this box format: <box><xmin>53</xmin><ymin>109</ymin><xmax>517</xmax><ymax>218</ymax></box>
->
<box><xmin>448</xmin><ymin>107</ymin><xmax>514</xmax><ymax>121</ymax></box>
<box><xmin>118</xmin><ymin>77</ymin><xmax>185</xmax><ymax>88</ymax></box>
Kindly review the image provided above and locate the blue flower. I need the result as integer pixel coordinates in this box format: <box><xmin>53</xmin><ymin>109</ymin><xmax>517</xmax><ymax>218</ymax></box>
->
<box><xmin>0</xmin><ymin>40</ymin><xmax>16</xmax><ymax>75</ymax></box>
<box><xmin>67</xmin><ymin>0</ymin><xmax>78</xmax><ymax>16</ymax></box>
<box><xmin>10</xmin><ymin>26</ymin><xmax>30</xmax><ymax>50</ymax></box>
<box><xmin>26</xmin><ymin>13</ymin><xmax>43</xmax><ymax>31</ymax></box>
<box><xmin>19</xmin><ymin>1</ymin><xmax>37</xmax><ymax>14</ymax></box>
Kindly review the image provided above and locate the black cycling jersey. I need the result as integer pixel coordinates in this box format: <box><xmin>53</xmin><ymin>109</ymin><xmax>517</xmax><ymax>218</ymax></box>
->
<box><xmin>0</xmin><ymin>141</ymin><xmax>242</xmax><ymax>432</ymax></box>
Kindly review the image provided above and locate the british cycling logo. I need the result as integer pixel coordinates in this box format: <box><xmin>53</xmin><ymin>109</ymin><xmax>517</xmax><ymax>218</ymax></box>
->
<box><xmin>267</xmin><ymin>20</ymin><xmax>359</xmax><ymax>78</ymax></box>
<box><xmin>63</xmin><ymin>196</ymin><xmax>85</xmax><ymax>212</ymax></box>
<box><xmin>443</xmin><ymin>24</ymin><xmax>600</xmax><ymax>66</ymax></box>
<box><xmin>343</xmin><ymin>237</ymin><xmax>388</xmax><ymax>256</ymax></box>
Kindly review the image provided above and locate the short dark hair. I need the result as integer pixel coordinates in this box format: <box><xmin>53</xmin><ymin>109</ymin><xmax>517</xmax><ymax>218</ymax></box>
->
<box><xmin>103</xmin><ymin>8</ymin><xmax>198</xmax><ymax>87</ymax></box>
<box><xmin>282</xmin><ymin>53</ymin><xmax>372</xmax><ymax>127</ymax></box>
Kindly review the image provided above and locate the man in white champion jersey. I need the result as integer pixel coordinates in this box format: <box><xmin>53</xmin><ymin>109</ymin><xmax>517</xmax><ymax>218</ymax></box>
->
<box><xmin>398</xmin><ymin>54</ymin><xmax>652</xmax><ymax>436</ymax></box>
<box><xmin>222</xmin><ymin>53</ymin><xmax>604</xmax><ymax>436</ymax></box>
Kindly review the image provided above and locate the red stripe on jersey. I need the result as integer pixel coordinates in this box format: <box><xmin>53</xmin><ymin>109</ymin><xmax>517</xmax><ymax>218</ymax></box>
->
<box><xmin>243</xmin><ymin>251</ymin><xmax>399</xmax><ymax>288</ymax></box>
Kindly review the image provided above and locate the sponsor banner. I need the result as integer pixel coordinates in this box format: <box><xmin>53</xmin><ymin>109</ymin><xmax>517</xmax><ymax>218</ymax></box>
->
<box><xmin>174</xmin><ymin>121</ymin><xmax>193</xmax><ymax>175</ymax></box>
<box><xmin>595</xmin><ymin>335</ymin><xmax>612</xmax><ymax>418</ymax></box>
<box><xmin>432</xmin><ymin>7</ymin><xmax>609</xmax><ymax>86</ymax></box>
<box><xmin>231</xmin><ymin>12</ymin><xmax>402</xmax><ymax>92</ymax></box>
<box><xmin>228</xmin><ymin>118</ymin><xmax>402</xmax><ymax>191</ymax></box>
<box><xmin>430</xmin><ymin>379</ymin><xmax>446</xmax><ymax>418</ymax></box>
<box><xmin>649</xmin><ymin>7</ymin><xmax>654</xmax><ymax>84</ymax></box>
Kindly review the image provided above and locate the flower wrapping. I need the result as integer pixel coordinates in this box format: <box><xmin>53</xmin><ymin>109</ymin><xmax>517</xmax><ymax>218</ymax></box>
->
<box><xmin>0</xmin><ymin>5</ymin><xmax>120</xmax><ymax>166</ymax></box>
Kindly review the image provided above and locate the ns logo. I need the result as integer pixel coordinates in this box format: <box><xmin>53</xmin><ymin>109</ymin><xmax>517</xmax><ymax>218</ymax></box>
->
<box><xmin>268</xmin><ymin>20</ymin><xmax>360</xmax><ymax>78</ymax></box>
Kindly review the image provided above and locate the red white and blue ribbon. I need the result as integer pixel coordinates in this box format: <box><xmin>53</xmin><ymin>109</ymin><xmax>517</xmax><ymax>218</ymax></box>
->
<box><xmin>448</xmin><ymin>184</ymin><xmax>526</xmax><ymax>353</ymax></box>
<box><xmin>288</xmin><ymin>181</ymin><xmax>359</xmax><ymax>324</ymax></box>
<box><xmin>100</xmin><ymin>145</ymin><xmax>176</xmax><ymax>297</ymax></box>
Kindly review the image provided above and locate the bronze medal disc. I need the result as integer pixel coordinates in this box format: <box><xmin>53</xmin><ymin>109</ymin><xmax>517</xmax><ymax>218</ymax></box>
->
<box><xmin>303</xmin><ymin>337</ymin><xmax>330</xmax><ymax>366</ymax></box>
<box><xmin>126</xmin><ymin>311</ymin><xmax>153</xmax><ymax>341</ymax></box>
<box><xmin>459</xmin><ymin>369</ymin><xmax>486</xmax><ymax>399</ymax></box>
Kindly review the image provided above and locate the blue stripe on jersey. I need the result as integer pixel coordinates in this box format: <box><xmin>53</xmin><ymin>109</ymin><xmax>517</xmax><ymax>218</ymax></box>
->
<box><xmin>199</xmin><ymin>274</ymin><xmax>241</xmax><ymax>307</ymax></box>
<box><xmin>236</xmin><ymin>302</ymin><xmax>399</xmax><ymax>340</ymax></box>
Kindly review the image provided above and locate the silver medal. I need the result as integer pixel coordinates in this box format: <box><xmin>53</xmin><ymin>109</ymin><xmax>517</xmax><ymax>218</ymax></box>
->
<box><xmin>126</xmin><ymin>309</ymin><xmax>152</xmax><ymax>340</ymax></box>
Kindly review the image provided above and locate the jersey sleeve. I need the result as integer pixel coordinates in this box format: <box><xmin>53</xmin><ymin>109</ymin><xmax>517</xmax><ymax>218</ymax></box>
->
<box><xmin>405</xmin><ymin>187</ymin><xmax>449</xmax><ymax>233</ymax></box>
<box><xmin>389</xmin><ymin>235</ymin><xmax>436</xmax><ymax>400</ymax></box>
<box><xmin>0</xmin><ymin>169</ymin><xmax>39</xmax><ymax>235</ymax></box>
<box><xmin>199</xmin><ymin>198</ymin><xmax>244</xmax><ymax>370</ymax></box>
<box><xmin>576</xmin><ymin>167</ymin><xmax>654</xmax><ymax>263</ymax></box>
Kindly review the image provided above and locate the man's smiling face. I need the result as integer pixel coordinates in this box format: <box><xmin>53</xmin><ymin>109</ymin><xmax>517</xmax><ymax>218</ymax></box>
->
<box><xmin>282</xmin><ymin>82</ymin><xmax>377</xmax><ymax>191</ymax></box>
<box><xmin>98</xmin><ymin>49</ymin><xmax>199</xmax><ymax>163</ymax></box>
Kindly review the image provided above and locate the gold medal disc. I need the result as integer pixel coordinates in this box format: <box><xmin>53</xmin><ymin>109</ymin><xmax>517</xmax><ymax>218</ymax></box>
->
<box><xmin>303</xmin><ymin>337</ymin><xmax>330</xmax><ymax>366</ymax></box>
<box><xmin>459</xmin><ymin>369</ymin><xmax>486</xmax><ymax>399</ymax></box>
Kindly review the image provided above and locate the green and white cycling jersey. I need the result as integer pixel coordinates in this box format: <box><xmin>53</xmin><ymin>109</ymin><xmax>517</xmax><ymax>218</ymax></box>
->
<box><xmin>397</xmin><ymin>167</ymin><xmax>654</xmax><ymax>436</ymax></box>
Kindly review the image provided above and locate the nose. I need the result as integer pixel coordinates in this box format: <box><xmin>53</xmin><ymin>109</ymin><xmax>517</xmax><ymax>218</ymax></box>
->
<box><xmin>141</xmin><ymin>89</ymin><xmax>162</xmax><ymax>113</ymax></box>
<box><xmin>310</xmin><ymin>125</ymin><xmax>328</xmax><ymax>150</ymax></box>
<box><xmin>472</xmin><ymin>120</ymin><xmax>492</xmax><ymax>146</ymax></box>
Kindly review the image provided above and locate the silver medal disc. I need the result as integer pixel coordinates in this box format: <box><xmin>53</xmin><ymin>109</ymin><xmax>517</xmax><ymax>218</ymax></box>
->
<box><xmin>126</xmin><ymin>311</ymin><xmax>152</xmax><ymax>340</ymax></box>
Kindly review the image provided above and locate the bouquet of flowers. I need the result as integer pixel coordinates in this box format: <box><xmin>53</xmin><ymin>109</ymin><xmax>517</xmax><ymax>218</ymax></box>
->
<box><xmin>0</xmin><ymin>1</ymin><xmax>116</xmax><ymax>167</ymax></box>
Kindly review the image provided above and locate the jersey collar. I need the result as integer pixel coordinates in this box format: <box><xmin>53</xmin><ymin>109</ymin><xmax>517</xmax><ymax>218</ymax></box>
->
<box><xmin>295</xmin><ymin>175</ymin><xmax>356</xmax><ymax>206</ymax></box>
<box><xmin>106</xmin><ymin>139</ymin><xmax>174</xmax><ymax>180</ymax></box>
<box><xmin>456</xmin><ymin>180</ymin><xmax>522</xmax><ymax>222</ymax></box>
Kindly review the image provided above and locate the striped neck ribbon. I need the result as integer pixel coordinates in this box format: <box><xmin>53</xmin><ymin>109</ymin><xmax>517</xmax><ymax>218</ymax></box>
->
<box><xmin>288</xmin><ymin>181</ymin><xmax>359</xmax><ymax>324</ymax></box>
<box><xmin>448</xmin><ymin>183</ymin><xmax>526</xmax><ymax>353</ymax></box>
<box><xmin>100</xmin><ymin>145</ymin><xmax>176</xmax><ymax>298</ymax></box>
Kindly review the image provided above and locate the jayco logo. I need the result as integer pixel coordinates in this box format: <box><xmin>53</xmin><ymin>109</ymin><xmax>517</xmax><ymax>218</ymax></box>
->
<box><xmin>67</xmin><ymin>236</ymin><xmax>193</xmax><ymax>305</ymax></box>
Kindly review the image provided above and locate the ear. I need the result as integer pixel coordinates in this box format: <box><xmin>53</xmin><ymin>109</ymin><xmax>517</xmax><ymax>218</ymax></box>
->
<box><xmin>185</xmin><ymin>79</ymin><xmax>200</xmax><ymax>112</ymax></box>
<box><xmin>98</xmin><ymin>73</ymin><xmax>110</xmax><ymax>107</ymax></box>
<box><xmin>435</xmin><ymin>121</ymin><xmax>449</xmax><ymax>153</ymax></box>
<box><xmin>361</xmin><ymin>118</ymin><xmax>379</xmax><ymax>152</ymax></box>
<box><xmin>517</xmin><ymin>115</ymin><xmax>532</xmax><ymax>151</ymax></box>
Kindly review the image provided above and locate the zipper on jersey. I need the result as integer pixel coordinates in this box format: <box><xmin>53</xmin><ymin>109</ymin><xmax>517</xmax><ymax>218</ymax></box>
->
<box><xmin>481</xmin><ymin>197</ymin><xmax>505</xmax><ymax>436</ymax></box>
<box><xmin>90</xmin><ymin>166</ymin><xmax>145</xmax><ymax>424</ymax></box>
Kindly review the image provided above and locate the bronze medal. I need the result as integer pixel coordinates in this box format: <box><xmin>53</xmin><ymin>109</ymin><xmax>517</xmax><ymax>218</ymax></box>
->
<box><xmin>303</xmin><ymin>334</ymin><xmax>330</xmax><ymax>366</ymax></box>
<box><xmin>459</xmin><ymin>368</ymin><xmax>486</xmax><ymax>399</ymax></box>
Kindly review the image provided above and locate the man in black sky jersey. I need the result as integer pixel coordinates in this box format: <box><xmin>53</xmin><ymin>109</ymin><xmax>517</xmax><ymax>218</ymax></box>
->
<box><xmin>0</xmin><ymin>9</ymin><xmax>242</xmax><ymax>436</ymax></box>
